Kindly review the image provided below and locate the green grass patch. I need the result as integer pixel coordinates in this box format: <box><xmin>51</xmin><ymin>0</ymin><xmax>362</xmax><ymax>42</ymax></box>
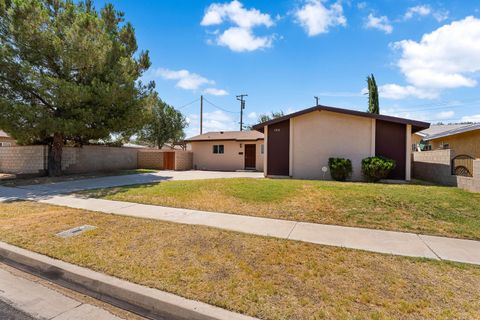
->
<box><xmin>84</xmin><ymin>178</ymin><xmax>480</xmax><ymax>240</ymax></box>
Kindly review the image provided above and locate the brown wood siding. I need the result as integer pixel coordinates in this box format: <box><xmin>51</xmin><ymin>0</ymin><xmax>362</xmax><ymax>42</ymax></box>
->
<box><xmin>267</xmin><ymin>120</ymin><xmax>290</xmax><ymax>176</ymax></box>
<box><xmin>375</xmin><ymin>120</ymin><xmax>406</xmax><ymax>180</ymax></box>
<box><xmin>163</xmin><ymin>152</ymin><xmax>175</xmax><ymax>170</ymax></box>
<box><xmin>244</xmin><ymin>144</ymin><xmax>256</xmax><ymax>169</ymax></box>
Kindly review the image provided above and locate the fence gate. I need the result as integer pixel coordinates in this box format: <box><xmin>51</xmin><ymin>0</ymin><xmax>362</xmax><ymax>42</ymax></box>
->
<box><xmin>452</xmin><ymin>155</ymin><xmax>474</xmax><ymax>177</ymax></box>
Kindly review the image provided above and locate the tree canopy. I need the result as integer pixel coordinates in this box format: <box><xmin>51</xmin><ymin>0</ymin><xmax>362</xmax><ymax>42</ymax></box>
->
<box><xmin>367</xmin><ymin>74</ymin><xmax>379</xmax><ymax>114</ymax></box>
<box><xmin>137</xmin><ymin>93</ymin><xmax>186</xmax><ymax>149</ymax></box>
<box><xmin>0</xmin><ymin>0</ymin><xmax>152</xmax><ymax>175</ymax></box>
<box><xmin>257</xmin><ymin>111</ymin><xmax>285</xmax><ymax>124</ymax></box>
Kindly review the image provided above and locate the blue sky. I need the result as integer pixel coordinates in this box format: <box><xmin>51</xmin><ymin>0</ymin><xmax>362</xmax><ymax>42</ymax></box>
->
<box><xmin>95</xmin><ymin>0</ymin><xmax>480</xmax><ymax>137</ymax></box>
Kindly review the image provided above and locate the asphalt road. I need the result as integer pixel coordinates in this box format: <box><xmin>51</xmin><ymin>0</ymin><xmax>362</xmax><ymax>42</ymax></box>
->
<box><xmin>0</xmin><ymin>300</ymin><xmax>35</xmax><ymax>320</ymax></box>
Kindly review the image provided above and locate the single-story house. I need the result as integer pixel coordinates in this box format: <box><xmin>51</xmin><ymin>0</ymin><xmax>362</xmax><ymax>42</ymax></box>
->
<box><xmin>252</xmin><ymin>105</ymin><xmax>430</xmax><ymax>181</ymax></box>
<box><xmin>185</xmin><ymin>131</ymin><xmax>264</xmax><ymax>171</ymax></box>
<box><xmin>0</xmin><ymin>130</ymin><xmax>16</xmax><ymax>147</ymax></box>
<box><xmin>413</xmin><ymin>123</ymin><xmax>480</xmax><ymax>158</ymax></box>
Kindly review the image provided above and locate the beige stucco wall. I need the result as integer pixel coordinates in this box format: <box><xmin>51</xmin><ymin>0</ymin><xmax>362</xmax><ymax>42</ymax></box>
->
<box><xmin>429</xmin><ymin>130</ymin><xmax>480</xmax><ymax>159</ymax></box>
<box><xmin>190</xmin><ymin>140</ymin><xmax>264</xmax><ymax>172</ymax></box>
<box><xmin>291</xmin><ymin>111</ymin><xmax>375</xmax><ymax>181</ymax></box>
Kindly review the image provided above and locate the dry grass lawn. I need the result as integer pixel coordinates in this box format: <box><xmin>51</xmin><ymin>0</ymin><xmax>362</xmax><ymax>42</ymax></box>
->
<box><xmin>84</xmin><ymin>178</ymin><xmax>480</xmax><ymax>240</ymax></box>
<box><xmin>1</xmin><ymin>201</ymin><xmax>480</xmax><ymax>320</ymax></box>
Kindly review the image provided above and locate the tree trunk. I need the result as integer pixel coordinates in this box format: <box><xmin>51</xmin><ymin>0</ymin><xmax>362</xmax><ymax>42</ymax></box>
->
<box><xmin>48</xmin><ymin>132</ymin><xmax>64</xmax><ymax>176</ymax></box>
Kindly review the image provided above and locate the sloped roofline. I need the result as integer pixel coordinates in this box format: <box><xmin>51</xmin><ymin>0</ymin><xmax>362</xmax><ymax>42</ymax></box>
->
<box><xmin>252</xmin><ymin>105</ymin><xmax>430</xmax><ymax>133</ymax></box>
<box><xmin>423</xmin><ymin>123</ymin><xmax>480</xmax><ymax>140</ymax></box>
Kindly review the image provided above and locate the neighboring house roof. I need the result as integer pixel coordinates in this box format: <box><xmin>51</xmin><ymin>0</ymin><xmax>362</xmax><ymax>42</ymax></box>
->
<box><xmin>252</xmin><ymin>105</ymin><xmax>430</xmax><ymax>133</ymax></box>
<box><xmin>185</xmin><ymin>131</ymin><xmax>264</xmax><ymax>142</ymax></box>
<box><xmin>0</xmin><ymin>130</ymin><xmax>11</xmax><ymax>138</ymax></box>
<box><xmin>417</xmin><ymin>123</ymin><xmax>480</xmax><ymax>140</ymax></box>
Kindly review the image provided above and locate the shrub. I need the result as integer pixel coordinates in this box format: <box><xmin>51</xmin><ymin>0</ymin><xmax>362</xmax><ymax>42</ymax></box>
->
<box><xmin>328</xmin><ymin>157</ymin><xmax>352</xmax><ymax>181</ymax></box>
<box><xmin>361</xmin><ymin>156</ymin><xmax>396</xmax><ymax>182</ymax></box>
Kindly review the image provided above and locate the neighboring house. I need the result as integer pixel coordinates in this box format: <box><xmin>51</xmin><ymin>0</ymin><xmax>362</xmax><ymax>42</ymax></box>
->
<box><xmin>414</xmin><ymin>123</ymin><xmax>480</xmax><ymax>158</ymax></box>
<box><xmin>252</xmin><ymin>105</ymin><xmax>429</xmax><ymax>181</ymax></box>
<box><xmin>185</xmin><ymin>131</ymin><xmax>264</xmax><ymax>171</ymax></box>
<box><xmin>0</xmin><ymin>130</ymin><xmax>16</xmax><ymax>147</ymax></box>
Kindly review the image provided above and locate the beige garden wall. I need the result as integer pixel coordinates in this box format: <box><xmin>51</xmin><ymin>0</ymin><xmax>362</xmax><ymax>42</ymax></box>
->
<box><xmin>291</xmin><ymin>110</ymin><xmax>374</xmax><ymax>181</ymax></box>
<box><xmin>191</xmin><ymin>140</ymin><xmax>264</xmax><ymax>172</ymax></box>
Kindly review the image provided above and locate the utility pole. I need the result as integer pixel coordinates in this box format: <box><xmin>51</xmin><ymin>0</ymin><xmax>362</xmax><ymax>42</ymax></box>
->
<box><xmin>236</xmin><ymin>94</ymin><xmax>248</xmax><ymax>131</ymax></box>
<box><xmin>314</xmin><ymin>96</ymin><xmax>319</xmax><ymax>106</ymax></box>
<box><xmin>200</xmin><ymin>95</ymin><xmax>203</xmax><ymax>134</ymax></box>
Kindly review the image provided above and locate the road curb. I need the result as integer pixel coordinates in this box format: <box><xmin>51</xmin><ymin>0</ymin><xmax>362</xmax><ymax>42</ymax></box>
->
<box><xmin>0</xmin><ymin>241</ymin><xmax>257</xmax><ymax>320</ymax></box>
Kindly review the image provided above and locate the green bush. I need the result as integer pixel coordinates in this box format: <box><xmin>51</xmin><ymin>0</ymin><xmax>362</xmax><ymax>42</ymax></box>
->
<box><xmin>328</xmin><ymin>157</ymin><xmax>352</xmax><ymax>181</ymax></box>
<box><xmin>361</xmin><ymin>156</ymin><xmax>396</xmax><ymax>182</ymax></box>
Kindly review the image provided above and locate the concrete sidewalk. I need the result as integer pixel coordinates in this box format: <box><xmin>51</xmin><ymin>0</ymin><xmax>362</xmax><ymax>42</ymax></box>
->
<box><xmin>39</xmin><ymin>195</ymin><xmax>480</xmax><ymax>265</ymax></box>
<box><xmin>0</xmin><ymin>264</ymin><xmax>123</xmax><ymax>320</ymax></box>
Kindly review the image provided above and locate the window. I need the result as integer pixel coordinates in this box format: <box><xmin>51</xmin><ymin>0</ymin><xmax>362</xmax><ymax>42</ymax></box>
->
<box><xmin>0</xmin><ymin>142</ymin><xmax>11</xmax><ymax>147</ymax></box>
<box><xmin>213</xmin><ymin>144</ymin><xmax>224</xmax><ymax>154</ymax></box>
<box><xmin>442</xmin><ymin>143</ymin><xmax>450</xmax><ymax>149</ymax></box>
<box><xmin>261</xmin><ymin>144</ymin><xmax>264</xmax><ymax>154</ymax></box>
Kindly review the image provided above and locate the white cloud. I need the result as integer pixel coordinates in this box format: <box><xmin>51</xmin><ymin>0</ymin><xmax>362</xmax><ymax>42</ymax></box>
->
<box><xmin>404</xmin><ymin>5</ymin><xmax>431</xmax><ymax>20</ymax></box>
<box><xmin>460</xmin><ymin>114</ymin><xmax>480</xmax><ymax>122</ymax></box>
<box><xmin>382</xmin><ymin>16</ymin><xmax>480</xmax><ymax>100</ymax></box>
<box><xmin>435</xmin><ymin>110</ymin><xmax>455</xmax><ymax>120</ymax></box>
<box><xmin>403</xmin><ymin>5</ymin><xmax>449</xmax><ymax>22</ymax></box>
<box><xmin>357</xmin><ymin>2</ymin><xmax>367</xmax><ymax>10</ymax></box>
<box><xmin>203</xmin><ymin>88</ymin><xmax>229</xmax><ymax>96</ymax></box>
<box><xmin>377</xmin><ymin>84</ymin><xmax>438</xmax><ymax>100</ymax></box>
<box><xmin>294</xmin><ymin>0</ymin><xmax>346</xmax><ymax>36</ymax></box>
<box><xmin>201</xmin><ymin>0</ymin><xmax>273</xmax><ymax>28</ymax></box>
<box><xmin>217</xmin><ymin>27</ymin><xmax>273</xmax><ymax>52</ymax></box>
<box><xmin>247</xmin><ymin>112</ymin><xmax>257</xmax><ymax>119</ymax></box>
<box><xmin>201</xmin><ymin>1</ymin><xmax>275</xmax><ymax>52</ymax></box>
<box><xmin>393</xmin><ymin>17</ymin><xmax>480</xmax><ymax>90</ymax></box>
<box><xmin>186</xmin><ymin>110</ymin><xmax>237</xmax><ymax>137</ymax></box>
<box><xmin>154</xmin><ymin>68</ymin><xmax>228</xmax><ymax>94</ymax></box>
<box><xmin>154</xmin><ymin>68</ymin><xmax>213</xmax><ymax>90</ymax></box>
<box><xmin>365</xmin><ymin>13</ymin><xmax>393</xmax><ymax>34</ymax></box>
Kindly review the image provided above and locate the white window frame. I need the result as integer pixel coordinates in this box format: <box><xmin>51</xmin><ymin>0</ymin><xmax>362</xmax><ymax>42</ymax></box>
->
<box><xmin>213</xmin><ymin>144</ymin><xmax>224</xmax><ymax>154</ymax></box>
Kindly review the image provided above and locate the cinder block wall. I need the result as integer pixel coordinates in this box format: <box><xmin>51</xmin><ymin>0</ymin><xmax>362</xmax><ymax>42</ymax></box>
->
<box><xmin>63</xmin><ymin>146</ymin><xmax>138</xmax><ymax>173</ymax></box>
<box><xmin>456</xmin><ymin>160</ymin><xmax>480</xmax><ymax>193</ymax></box>
<box><xmin>174</xmin><ymin>151</ymin><xmax>193</xmax><ymax>171</ymax></box>
<box><xmin>137</xmin><ymin>150</ymin><xmax>164</xmax><ymax>169</ymax></box>
<box><xmin>0</xmin><ymin>146</ymin><xmax>46</xmax><ymax>174</ymax></box>
<box><xmin>412</xmin><ymin>149</ymin><xmax>457</xmax><ymax>185</ymax></box>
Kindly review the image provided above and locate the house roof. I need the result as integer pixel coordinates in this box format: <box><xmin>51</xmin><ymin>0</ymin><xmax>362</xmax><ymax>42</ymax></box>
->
<box><xmin>185</xmin><ymin>130</ymin><xmax>264</xmax><ymax>142</ymax></box>
<box><xmin>416</xmin><ymin>123</ymin><xmax>480</xmax><ymax>140</ymax></box>
<box><xmin>251</xmin><ymin>105</ymin><xmax>430</xmax><ymax>133</ymax></box>
<box><xmin>0</xmin><ymin>130</ymin><xmax>11</xmax><ymax>138</ymax></box>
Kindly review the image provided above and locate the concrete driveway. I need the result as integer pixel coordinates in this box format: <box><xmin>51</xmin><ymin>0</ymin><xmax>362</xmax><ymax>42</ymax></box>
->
<box><xmin>0</xmin><ymin>171</ymin><xmax>263</xmax><ymax>202</ymax></box>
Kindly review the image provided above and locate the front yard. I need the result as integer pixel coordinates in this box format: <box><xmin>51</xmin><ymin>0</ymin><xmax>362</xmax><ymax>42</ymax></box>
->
<box><xmin>84</xmin><ymin>178</ymin><xmax>480</xmax><ymax>240</ymax></box>
<box><xmin>1</xmin><ymin>201</ymin><xmax>480</xmax><ymax>319</ymax></box>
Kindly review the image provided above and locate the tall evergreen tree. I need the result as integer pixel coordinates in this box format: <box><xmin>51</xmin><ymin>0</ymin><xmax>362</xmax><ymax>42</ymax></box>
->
<box><xmin>367</xmin><ymin>74</ymin><xmax>380</xmax><ymax>114</ymax></box>
<box><xmin>0</xmin><ymin>0</ymin><xmax>152</xmax><ymax>175</ymax></box>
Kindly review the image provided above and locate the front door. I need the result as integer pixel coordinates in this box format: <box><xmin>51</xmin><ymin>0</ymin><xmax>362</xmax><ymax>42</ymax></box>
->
<box><xmin>244</xmin><ymin>144</ymin><xmax>256</xmax><ymax>169</ymax></box>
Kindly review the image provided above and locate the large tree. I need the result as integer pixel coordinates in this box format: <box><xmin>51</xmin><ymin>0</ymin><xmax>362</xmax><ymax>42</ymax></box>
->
<box><xmin>367</xmin><ymin>74</ymin><xmax>379</xmax><ymax>114</ymax></box>
<box><xmin>137</xmin><ymin>93</ymin><xmax>186</xmax><ymax>149</ymax></box>
<box><xmin>0</xmin><ymin>0</ymin><xmax>152</xmax><ymax>175</ymax></box>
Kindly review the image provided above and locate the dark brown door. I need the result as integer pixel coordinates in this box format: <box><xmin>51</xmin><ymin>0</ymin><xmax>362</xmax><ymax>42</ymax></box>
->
<box><xmin>375</xmin><ymin>120</ymin><xmax>406</xmax><ymax>180</ymax></box>
<box><xmin>244</xmin><ymin>144</ymin><xmax>256</xmax><ymax>169</ymax></box>
<box><xmin>163</xmin><ymin>152</ymin><xmax>175</xmax><ymax>170</ymax></box>
<box><xmin>267</xmin><ymin>120</ymin><xmax>289</xmax><ymax>176</ymax></box>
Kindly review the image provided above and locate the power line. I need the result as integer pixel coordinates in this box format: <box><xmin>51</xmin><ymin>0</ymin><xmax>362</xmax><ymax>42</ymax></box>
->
<box><xmin>203</xmin><ymin>97</ymin><xmax>240</xmax><ymax>114</ymax></box>
<box><xmin>177</xmin><ymin>98</ymin><xmax>200</xmax><ymax>110</ymax></box>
